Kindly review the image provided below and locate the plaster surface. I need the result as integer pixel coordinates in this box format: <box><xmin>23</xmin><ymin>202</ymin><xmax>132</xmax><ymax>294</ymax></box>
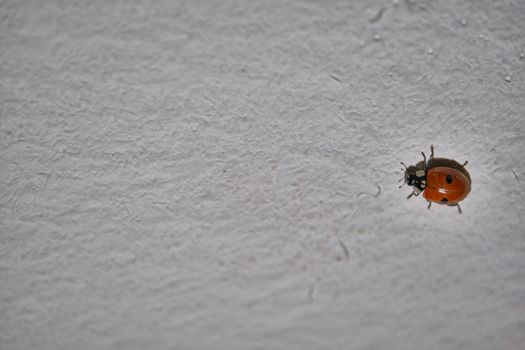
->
<box><xmin>1</xmin><ymin>1</ymin><xmax>525</xmax><ymax>349</ymax></box>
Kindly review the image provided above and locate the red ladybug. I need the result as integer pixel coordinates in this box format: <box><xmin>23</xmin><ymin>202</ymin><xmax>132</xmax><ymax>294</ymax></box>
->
<box><xmin>400</xmin><ymin>145</ymin><xmax>471</xmax><ymax>213</ymax></box>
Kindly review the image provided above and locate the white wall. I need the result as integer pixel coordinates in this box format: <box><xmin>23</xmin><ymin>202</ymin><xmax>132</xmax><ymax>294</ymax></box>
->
<box><xmin>1</xmin><ymin>0</ymin><xmax>524</xmax><ymax>349</ymax></box>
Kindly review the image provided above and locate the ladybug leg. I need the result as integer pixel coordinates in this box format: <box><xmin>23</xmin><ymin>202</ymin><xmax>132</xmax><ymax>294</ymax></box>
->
<box><xmin>421</xmin><ymin>151</ymin><xmax>429</xmax><ymax>171</ymax></box>
<box><xmin>427</xmin><ymin>201</ymin><xmax>432</xmax><ymax>210</ymax></box>
<box><xmin>407</xmin><ymin>189</ymin><xmax>420</xmax><ymax>199</ymax></box>
<box><xmin>430</xmin><ymin>145</ymin><xmax>435</xmax><ymax>160</ymax></box>
<box><xmin>456</xmin><ymin>204</ymin><xmax>463</xmax><ymax>214</ymax></box>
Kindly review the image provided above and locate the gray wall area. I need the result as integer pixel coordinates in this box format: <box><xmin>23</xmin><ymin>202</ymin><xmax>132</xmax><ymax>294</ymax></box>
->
<box><xmin>1</xmin><ymin>0</ymin><xmax>524</xmax><ymax>349</ymax></box>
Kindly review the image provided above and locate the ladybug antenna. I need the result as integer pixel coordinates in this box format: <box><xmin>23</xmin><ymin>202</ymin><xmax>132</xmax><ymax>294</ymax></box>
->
<box><xmin>399</xmin><ymin>162</ymin><xmax>408</xmax><ymax>187</ymax></box>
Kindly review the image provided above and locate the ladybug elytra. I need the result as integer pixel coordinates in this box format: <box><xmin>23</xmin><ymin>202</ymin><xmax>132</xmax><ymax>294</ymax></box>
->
<box><xmin>400</xmin><ymin>145</ymin><xmax>471</xmax><ymax>213</ymax></box>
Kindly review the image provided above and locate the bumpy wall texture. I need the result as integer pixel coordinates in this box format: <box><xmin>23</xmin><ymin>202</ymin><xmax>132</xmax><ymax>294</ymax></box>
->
<box><xmin>1</xmin><ymin>0</ymin><xmax>524</xmax><ymax>349</ymax></box>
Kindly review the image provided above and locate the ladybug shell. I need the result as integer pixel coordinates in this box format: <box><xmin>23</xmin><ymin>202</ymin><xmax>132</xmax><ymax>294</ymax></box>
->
<box><xmin>423</xmin><ymin>166</ymin><xmax>471</xmax><ymax>205</ymax></box>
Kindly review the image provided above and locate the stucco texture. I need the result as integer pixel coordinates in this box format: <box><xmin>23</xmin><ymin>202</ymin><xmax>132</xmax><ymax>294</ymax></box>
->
<box><xmin>1</xmin><ymin>0</ymin><xmax>525</xmax><ymax>349</ymax></box>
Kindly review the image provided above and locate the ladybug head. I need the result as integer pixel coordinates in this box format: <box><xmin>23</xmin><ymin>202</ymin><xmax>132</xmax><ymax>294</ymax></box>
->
<box><xmin>401</xmin><ymin>164</ymin><xmax>418</xmax><ymax>186</ymax></box>
<box><xmin>400</xmin><ymin>162</ymin><xmax>426</xmax><ymax>192</ymax></box>
<box><xmin>406</xmin><ymin>172</ymin><xmax>418</xmax><ymax>186</ymax></box>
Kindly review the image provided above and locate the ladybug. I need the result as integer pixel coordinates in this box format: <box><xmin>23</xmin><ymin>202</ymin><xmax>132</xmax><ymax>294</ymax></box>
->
<box><xmin>400</xmin><ymin>145</ymin><xmax>471</xmax><ymax>213</ymax></box>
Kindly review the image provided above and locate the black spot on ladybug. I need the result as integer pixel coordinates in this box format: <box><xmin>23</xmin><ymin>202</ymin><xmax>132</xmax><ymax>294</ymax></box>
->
<box><xmin>441</xmin><ymin>198</ymin><xmax>448</xmax><ymax>203</ymax></box>
<box><xmin>446</xmin><ymin>174</ymin><xmax>453</xmax><ymax>184</ymax></box>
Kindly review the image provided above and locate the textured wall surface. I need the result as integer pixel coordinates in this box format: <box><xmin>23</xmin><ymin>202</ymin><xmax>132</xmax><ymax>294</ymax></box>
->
<box><xmin>1</xmin><ymin>0</ymin><xmax>525</xmax><ymax>349</ymax></box>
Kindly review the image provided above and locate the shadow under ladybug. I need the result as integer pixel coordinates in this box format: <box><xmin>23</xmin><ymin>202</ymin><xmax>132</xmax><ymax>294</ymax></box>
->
<box><xmin>400</xmin><ymin>145</ymin><xmax>471</xmax><ymax>213</ymax></box>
